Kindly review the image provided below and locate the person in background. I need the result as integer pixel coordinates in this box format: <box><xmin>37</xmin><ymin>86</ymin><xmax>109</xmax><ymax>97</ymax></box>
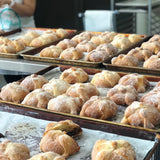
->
<box><xmin>0</xmin><ymin>0</ymin><xmax>36</xmax><ymax>31</ymax></box>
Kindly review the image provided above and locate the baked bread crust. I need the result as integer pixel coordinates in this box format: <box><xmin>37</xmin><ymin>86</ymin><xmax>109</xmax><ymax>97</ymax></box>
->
<box><xmin>107</xmin><ymin>84</ymin><xmax>138</xmax><ymax>105</ymax></box>
<box><xmin>21</xmin><ymin>88</ymin><xmax>53</xmax><ymax>108</ymax></box>
<box><xmin>40</xmin><ymin>130</ymin><xmax>80</xmax><ymax>158</ymax></box>
<box><xmin>91</xmin><ymin>70</ymin><xmax>120</xmax><ymax>88</ymax></box>
<box><xmin>56</xmin><ymin>39</ymin><xmax>77</xmax><ymax>50</ymax></box>
<box><xmin>60</xmin><ymin>67</ymin><xmax>89</xmax><ymax>84</ymax></box>
<box><xmin>0</xmin><ymin>141</ymin><xmax>30</xmax><ymax>160</ymax></box>
<box><xmin>91</xmin><ymin>139</ymin><xmax>136</xmax><ymax>160</ymax></box>
<box><xmin>80</xmin><ymin>96</ymin><xmax>118</xmax><ymax>120</ymax></box>
<box><xmin>128</xmin><ymin>34</ymin><xmax>142</xmax><ymax>44</ymax></box>
<box><xmin>90</xmin><ymin>35</ymin><xmax>111</xmax><ymax>45</ymax></box>
<box><xmin>56</xmin><ymin>28</ymin><xmax>69</xmax><ymax>38</ymax></box>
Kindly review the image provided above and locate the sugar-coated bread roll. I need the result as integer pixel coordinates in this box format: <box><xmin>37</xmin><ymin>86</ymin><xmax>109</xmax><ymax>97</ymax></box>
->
<box><xmin>100</xmin><ymin>31</ymin><xmax>116</xmax><ymax>42</ymax></box>
<box><xmin>107</xmin><ymin>84</ymin><xmax>138</xmax><ymax>105</ymax></box>
<box><xmin>45</xmin><ymin>119</ymin><xmax>82</xmax><ymax>137</ymax></box>
<box><xmin>96</xmin><ymin>43</ymin><xmax>118</xmax><ymax>56</ymax></box>
<box><xmin>40</xmin><ymin>130</ymin><xmax>80</xmax><ymax>158</ymax></box>
<box><xmin>127</xmin><ymin>47</ymin><xmax>153</xmax><ymax>61</ymax></box>
<box><xmin>56</xmin><ymin>28</ymin><xmax>69</xmax><ymax>38</ymax></box>
<box><xmin>0</xmin><ymin>82</ymin><xmax>29</xmax><ymax>103</ymax></box>
<box><xmin>85</xmin><ymin>49</ymin><xmax>109</xmax><ymax>62</ymax></box>
<box><xmin>80</xmin><ymin>96</ymin><xmax>118</xmax><ymax>120</ymax></box>
<box><xmin>42</xmin><ymin>78</ymin><xmax>70</xmax><ymax>96</ymax></box>
<box><xmin>29</xmin><ymin>152</ymin><xmax>66</xmax><ymax>160</ymax></box>
<box><xmin>66</xmin><ymin>83</ymin><xmax>99</xmax><ymax>102</ymax></box>
<box><xmin>128</xmin><ymin>34</ymin><xmax>142</xmax><ymax>44</ymax></box>
<box><xmin>39</xmin><ymin>45</ymin><xmax>63</xmax><ymax>58</ymax></box>
<box><xmin>90</xmin><ymin>35</ymin><xmax>111</xmax><ymax>45</ymax></box>
<box><xmin>121</xmin><ymin>101</ymin><xmax>160</xmax><ymax>128</ymax></box>
<box><xmin>60</xmin><ymin>67</ymin><xmax>89</xmax><ymax>84</ymax></box>
<box><xmin>92</xmin><ymin>139</ymin><xmax>136</xmax><ymax>160</ymax></box>
<box><xmin>143</xmin><ymin>52</ymin><xmax>160</xmax><ymax>69</ymax></box>
<box><xmin>48</xmin><ymin>94</ymin><xmax>83</xmax><ymax>115</ymax></box>
<box><xmin>118</xmin><ymin>73</ymin><xmax>149</xmax><ymax>93</ymax></box>
<box><xmin>20</xmin><ymin>74</ymin><xmax>49</xmax><ymax>92</ymax></box>
<box><xmin>91</xmin><ymin>70</ymin><xmax>120</xmax><ymax>88</ymax></box>
<box><xmin>76</xmin><ymin>40</ymin><xmax>97</xmax><ymax>52</ymax></box>
<box><xmin>21</xmin><ymin>88</ymin><xmax>53</xmax><ymax>108</ymax></box>
<box><xmin>60</xmin><ymin>47</ymin><xmax>84</xmax><ymax>60</ymax></box>
<box><xmin>0</xmin><ymin>141</ymin><xmax>30</xmax><ymax>160</ymax></box>
<box><xmin>111</xmin><ymin>54</ymin><xmax>139</xmax><ymax>67</ymax></box>
<box><xmin>56</xmin><ymin>39</ymin><xmax>77</xmax><ymax>50</ymax></box>
<box><xmin>148</xmin><ymin>34</ymin><xmax>160</xmax><ymax>43</ymax></box>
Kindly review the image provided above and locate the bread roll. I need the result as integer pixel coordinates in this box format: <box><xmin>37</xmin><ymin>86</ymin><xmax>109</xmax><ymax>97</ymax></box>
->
<box><xmin>60</xmin><ymin>67</ymin><xmax>89</xmax><ymax>84</ymax></box>
<box><xmin>80</xmin><ymin>96</ymin><xmax>118</xmax><ymax>120</ymax></box>
<box><xmin>128</xmin><ymin>34</ymin><xmax>142</xmax><ymax>44</ymax></box>
<box><xmin>8</xmin><ymin>40</ymin><xmax>26</xmax><ymax>52</ymax></box>
<box><xmin>40</xmin><ymin>130</ymin><xmax>80</xmax><ymax>158</ymax></box>
<box><xmin>100</xmin><ymin>31</ymin><xmax>116</xmax><ymax>42</ymax></box>
<box><xmin>0</xmin><ymin>37</ymin><xmax>11</xmax><ymax>45</ymax></box>
<box><xmin>0</xmin><ymin>141</ymin><xmax>30</xmax><ymax>160</ymax></box>
<box><xmin>20</xmin><ymin>74</ymin><xmax>48</xmax><ymax>92</ymax></box>
<box><xmin>92</xmin><ymin>139</ymin><xmax>136</xmax><ymax>160</ymax></box>
<box><xmin>90</xmin><ymin>35</ymin><xmax>110</xmax><ymax>45</ymax></box>
<box><xmin>0</xmin><ymin>43</ymin><xmax>17</xmax><ymax>53</ymax></box>
<box><xmin>21</xmin><ymin>88</ymin><xmax>53</xmax><ymax>108</ymax></box>
<box><xmin>56</xmin><ymin>39</ymin><xmax>77</xmax><ymax>50</ymax></box>
<box><xmin>56</xmin><ymin>28</ymin><xmax>69</xmax><ymax>38</ymax></box>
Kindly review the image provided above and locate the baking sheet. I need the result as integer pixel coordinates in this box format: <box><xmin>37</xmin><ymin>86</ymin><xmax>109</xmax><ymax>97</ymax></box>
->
<box><xmin>0</xmin><ymin>111</ymin><xmax>155</xmax><ymax>160</ymax></box>
<box><xmin>20</xmin><ymin>33</ymin><xmax>147</xmax><ymax>68</ymax></box>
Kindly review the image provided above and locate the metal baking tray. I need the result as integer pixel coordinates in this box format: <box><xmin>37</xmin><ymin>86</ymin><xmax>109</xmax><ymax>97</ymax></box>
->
<box><xmin>0</xmin><ymin>28</ymin><xmax>21</xmax><ymax>36</ymax></box>
<box><xmin>0</xmin><ymin>28</ymin><xmax>77</xmax><ymax>59</ymax></box>
<box><xmin>102</xmin><ymin>35</ymin><xmax>160</xmax><ymax>76</ymax></box>
<box><xmin>20</xmin><ymin>33</ymin><xmax>147</xmax><ymax>68</ymax></box>
<box><xmin>0</xmin><ymin>65</ymin><xmax>160</xmax><ymax>141</ymax></box>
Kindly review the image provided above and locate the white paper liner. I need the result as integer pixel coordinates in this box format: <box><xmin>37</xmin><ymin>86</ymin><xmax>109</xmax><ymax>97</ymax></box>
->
<box><xmin>0</xmin><ymin>111</ymin><xmax>155</xmax><ymax>160</ymax></box>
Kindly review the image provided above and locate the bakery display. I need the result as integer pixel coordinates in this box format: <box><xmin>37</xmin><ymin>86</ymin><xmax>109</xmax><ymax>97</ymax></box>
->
<box><xmin>91</xmin><ymin>139</ymin><xmax>136</xmax><ymax>160</ymax></box>
<box><xmin>0</xmin><ymin>141</ymin><xmax>30</xmax><ymax>160</ymax></box>
<box><xmin>42</xmin><ymin>78</ymin><xmax>70</xmax><ymax>96</ymax></box>
<box><xmin>29</xmin><ymin>152</ymin><xmax>66</xmax><ymax>160</ymax></box>
<box><xmin>60</xmin><ymin>67</ymin><xmax>89</xmax><ymax>84</ymax></box>
<box><xmin>0</xmin><ymin>82</ymin><xmax>29</xmax><ymax>103</ymax></box>
<box><xmin>20</xmin><ymin>74</ymin><xmax>48</xmax><ymax>92</ymax></box>
<box><xmin>111</xmin><ymin>54</ymin><xmax>139</xmax><ymax>67</ymax></box>
<box><xmin>76</xmin><ymin>40</ymin><xmax>97</xmax><ymax>52</ymax></box>
<box><xmin>85</xmin><ymin>49</ymin><xmax>109</xmax><ymax>62</ymax></box>
<box><xmin>91</xmin><ymin>70</ymin><xmax>120</xmax><ymax>88</ymax></box>
<box><xmin>66</xmin><ymin>83</ymin><xmax>99</xmax><ymax>102</ymax></box>
<box><xmin>45</xmin><ymin>119</ymin><xmax>82</xmax><ymax>137</ymax></box>
<box><xmin>56</xmin><ymin>39</ymin><xmax>77</xmax><ymax>50</ymax></box>
<box><xmin>143</xmin><ymin>52</ymin><xmax>160</xmax><ymax>69</ymax></box>
<box><xmin>121</xmin><ymin>101</ymin><xmax>160</xmax><ymax>128</ymax></box>
<box><xmin>127</xmin><ymin>47</ymin><xmax>153</xmax><ymax>61</ymax></box>
<box><xmin>39</xmin><ymin>45</ymin><xmax>63</xmax><ymax>58</ymax></box>
<box><xmin>118</xmin><ymin>73</ymin><xmax>149</xmax><ymax>93</ymax></box>
<box><xmin>80</xmin><ymin>96</ymin><xmax>118</xmax><ymax>120</ymax></box>
<box><xmin>40</xmin><ymin>130</ymin><xmax>80</xmax><ymax>158</ymax></box>
<box><xmin>48</xmin><ymin>94</ymin><xmax>83</xmax><ymax>115</ymax></box>
<box><xmin>60</xmin><ymin>47</ymin><xmax>84</xmax><ymax>60</ymax></box>
<box><xmin>107</xmin><ymin>84</ymin><xmax>138</xmax><ymax>105</ymax></box>
<box><xmin>21</xmin><ymin>88</ymin><xmax>53</xmax><ymax>109</ymax></box>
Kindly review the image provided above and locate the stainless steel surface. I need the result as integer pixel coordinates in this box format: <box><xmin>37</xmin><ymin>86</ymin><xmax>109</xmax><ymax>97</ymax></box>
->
<box><xmin>0</xmin><ymin>58</ymin><xmax>50</xmax><ymax>74</ymax></box>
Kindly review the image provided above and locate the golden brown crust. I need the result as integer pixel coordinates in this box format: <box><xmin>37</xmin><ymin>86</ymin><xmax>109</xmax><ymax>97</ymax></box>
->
<box><xmin>29</xmin><ymin>151</ymin><xmax>66</xmax><ymax>160</ymax></box>
<box><xmin>90</xmin><ymin>35</ymin><xmax>111</xmax><ymax>45</ymax></box>
<box><xmin>56</xmin><ymin>39</ymin><xmax>77</xmax><ymax>50</ymax></box>
<box><xmin>59</xmin><ymin>47</ymin><xmax>84</xmax><ymax>60</ymax></box>
<box><xmin>60</xmin><ymin>67</ymin><xmax>89</xmax><ymax>84</ymax></box>
<box><xmin>100</xmin><ymin>31</ymin><xmax>116</xmax><ymax>42</ymax></box>
<box><xmin>85</xmin><ymin>49</ymin><xmax>109</xmax><ymax>62</ymax></box>
<box><xmin>111</xmin><ymin>54</ymin><xmax>139</xmax><ymax>67</ymax></box>
<box><xmin>107</xmin><ymin>84</ymin><xmax>138</xmax><ymax>105</ymax></box>
<box><xmin>91</xmin><ymin>139</ymin><xmax>136</xmax><ymax>160</ymax></box>
<box><xmin>0</xmin><ymin>141</ymin><xmax>30</xmax><ymax>160</ymax></box>
<box><xmin>127</xmin><ymin>47</ymin><xmax>153</xmax><ymax>61</ymax></box>
<box><xmin>7</xmin><ymin>40</ymin><xmax>26</xmax><ymax>52</ymax></box>
<box><xmin>47</xmin><ymin>95</ymin><xmax>83</xmax><ymax>115</ymax></box>
<box><xmin>121</xmin><ymin>101</ymin><xmax>160</xmax><ymax>128</ymax></box>
<box><xmin>128</xmin><ymin>34</ymin><xmax>142</xmax><ymax>44</ymax></box>
<box><xmin>80</xmin><ymin>96</ymin><xmax>118</xmax><ymax>120</ymax></box>
<box><xmin>21</xmin><ymin>88</ymin><xmax>53</xmax><ymax>108</ymax></box>
<box><xmin>91</xmin><ymin>70</ymin><xmax>120</xmax><ymax>88</ymax></box>
<box><xmin>20</xmin><ymin>74</ymin><xmax>49</xmax><ymax>92</ymax></box>
<box><xmin>39</xmin><ymin>45</ymin><xmax>63</xmax><ymax>58</ymax></box>
<box><xmin>118</xmin><ymin>73</ymin><xmax>149</xmax><ymax>93</ymax></box>
<box><xmin>0</xmin><ymin>44</ymin><xmax>17</xmax><ymax>53</ymax></box>
<box><xmin>45</xmin><ymin>120</ymin><xmax>82</xmax><ymax>137</ymax></box>
<box><xmin>42</xmin><ymin>78</ymin><xmax>70</xmax><ymax>96</ymax></box>
<box><xmin>66</xmin><ymin>83</ymin><xmax>99</xmax><ymax>102</ymax></box>
<box><xmin>0</xmin><ymin>82</ymin><xmax>29</xmax><ymax>103</ymax></box>
<box><xmin>56</xmin><ymin>28</ymin><xmax>69</xmax><ymax>39</ymax></box>
<box><xmin>40</xmin><ymin>130</ymin><xmax>80</xmax><ymax>158</ymax></box>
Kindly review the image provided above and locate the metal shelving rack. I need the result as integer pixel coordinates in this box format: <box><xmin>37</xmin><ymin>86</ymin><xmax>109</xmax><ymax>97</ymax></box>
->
<box><xmin>110</xmin><ymin>0</ymin><xmax>160</xmax><ymax>35</ymax></box>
